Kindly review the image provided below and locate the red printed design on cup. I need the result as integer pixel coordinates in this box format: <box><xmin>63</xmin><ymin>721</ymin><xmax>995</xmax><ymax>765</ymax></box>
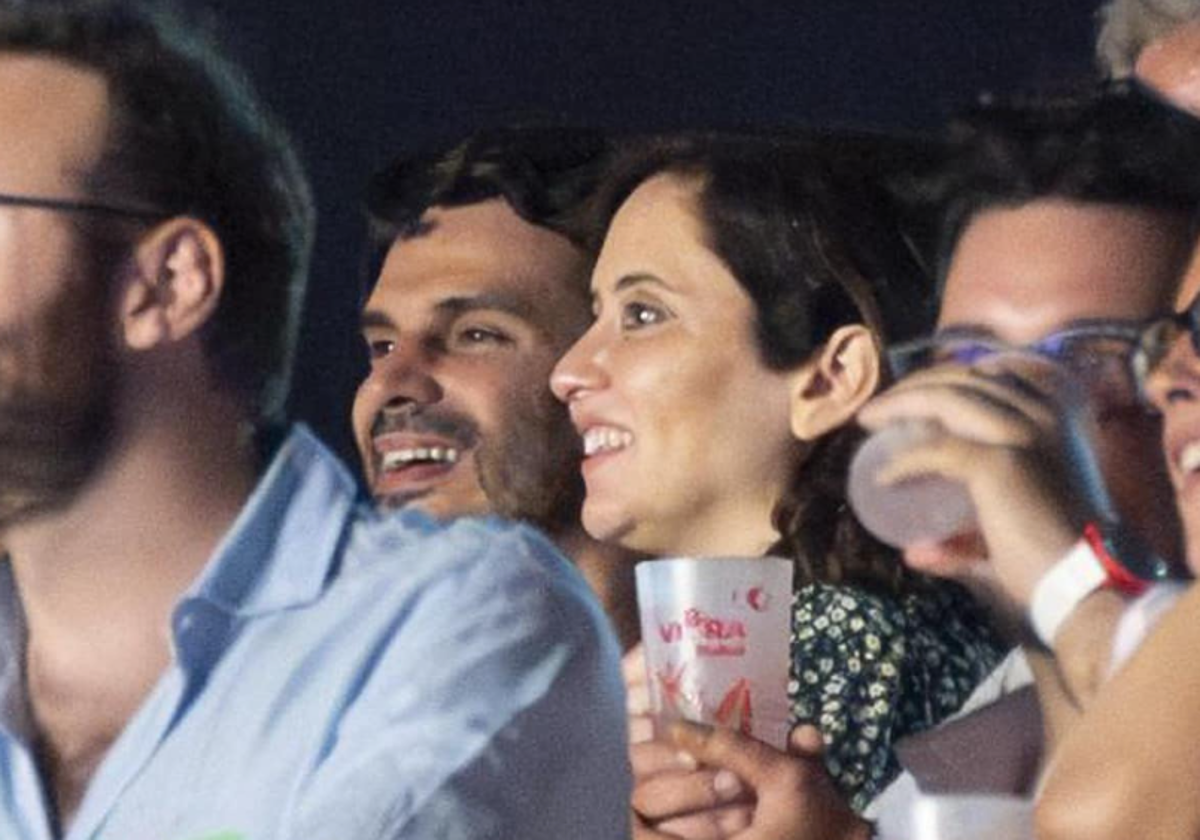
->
<box><xmin>746</xmin><ymin>586</ymin><xmax>771</xmax><ymax>612</ymax></box>
<box><xmin>657</xmin><ymin>606</ymin><xmax>748</xmax><ymax>656</ymax></box>
<box><xmin>636</xmin><ymin>558</ymin><xmax>794</xmax><ymax>748</ymax></box>
<box><xmin>714</xmin><ymin>677</ymin><xmax>753</xmax><ymax>736</ymax></box>
<box><xmin>654</xmin><ymin>661</ymin><xmax>689</xmax><ymax>717</ymax></box>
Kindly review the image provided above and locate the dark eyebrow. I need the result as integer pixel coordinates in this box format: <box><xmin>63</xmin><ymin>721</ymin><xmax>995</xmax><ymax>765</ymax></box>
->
<box><xmin>935</xmin><ymin>317</ymin><xmax>1144</xmax><ymax>342</ymax></box>
<box><xmin>359</xmin><ymin>309</ymin><xmax>395</xmax><ymax>332</ymax></box>
<box><xmin>590</xmin><ymin>273</ymin><xmax>678</xmax><ymax>313</ymax></box>
<box><xmin>1053</xmin><ymin>316</ymin><xmax>1145</xmax><ymax>332</ymax></box>
<box><xmin>435</xmin><ymin>291</ymin><xmax>537</xmax><ymax>322</ymax></box>
<box><xmin>359</xmin><ymin>291</ymin><xmax>538</xmax><ymax>334</ymax></box>
<box><xmin>612</xmin><ymin>273</ymin><xmax>675</xmax><ymax>295</ymax></box>
<box><xmin>933</xmin><ymin>324</ymin><xmax>997</xmax><ymax>341</ymax></box>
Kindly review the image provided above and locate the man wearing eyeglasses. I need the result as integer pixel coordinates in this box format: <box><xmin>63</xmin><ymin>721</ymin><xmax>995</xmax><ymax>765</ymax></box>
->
<box><xmin>852</xmin><ymin>82</ymin><xmax>1200</xmax><ymax>824</ymax></box>
<box><xmin>1032</xmin><ymin>297</ymin><xmax>1200</xmax><ymax>838</ymax></box>
<box><xmin>0</xmin><ymin>2</ymin><xmax>628</xmax><ymax>839</ymax></box>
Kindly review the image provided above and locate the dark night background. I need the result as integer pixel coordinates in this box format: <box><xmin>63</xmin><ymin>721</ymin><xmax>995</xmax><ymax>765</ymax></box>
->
<box><xmin>190</xmin><ymin>0</ymin><xmax>1104</xmax><ymax>464</ymax></box>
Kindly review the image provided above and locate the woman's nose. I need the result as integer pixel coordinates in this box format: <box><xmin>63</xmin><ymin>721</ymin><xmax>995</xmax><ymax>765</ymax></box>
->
<box><xmin>1145</xmin><ymin>328</ymin><xmax>1200</xmax><ymax>411</ymax></box>
<box><xmin>551</xmin><ymin>327</ymin><xmax>607</xmax><ymax>404</ymax></box>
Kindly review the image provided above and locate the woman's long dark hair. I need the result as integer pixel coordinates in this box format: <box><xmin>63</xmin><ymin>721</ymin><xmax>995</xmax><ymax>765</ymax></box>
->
<box><xmin>591</xmin><ymin>132</ymin><xmax>939</xmax><ymax>594</ymax></box>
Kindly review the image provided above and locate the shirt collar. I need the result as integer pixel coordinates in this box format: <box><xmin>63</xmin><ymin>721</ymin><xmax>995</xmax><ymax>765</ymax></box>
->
<box><xmin>182</xmin><ymin>423</ymin><xmax>360</xmax><ymax>619</ymax></box>
<box><xmin>0</xmin><ymin>564</ymin><xmax>31</xmax><ymax>741</ymax></box>
<box><xmin>0</xmin><ymin>425</ymin><xmax>360</xmax><ymax>737</ymax></box>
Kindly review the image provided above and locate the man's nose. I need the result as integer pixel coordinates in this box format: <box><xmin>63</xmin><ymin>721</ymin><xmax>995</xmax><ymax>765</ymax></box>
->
<box><xmin>365</xmin><ymin>341</ymin><xmax>444</xmax><ymax>410</ymax></box>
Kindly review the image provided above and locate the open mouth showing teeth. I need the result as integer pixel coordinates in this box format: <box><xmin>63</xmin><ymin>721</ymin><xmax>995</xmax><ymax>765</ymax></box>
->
<box><xmin>583</xmin><ymin>427</ymin><xmax>633</xmax><ymax>457</ymax></box>
<box><xmin>380</xmin><ymin>447</ymin><xmax>460</xmax><ymax>472</ymax></box>
<box><xmin>1180</xmin><ymin>441</ymin><xmax>1200</xmax><ymax>476</ymax></box>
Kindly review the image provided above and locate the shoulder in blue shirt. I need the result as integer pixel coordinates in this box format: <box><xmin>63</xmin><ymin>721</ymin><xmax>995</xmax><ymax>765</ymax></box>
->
<box><xmin>0</xmin><ymin>425</ymin><xmax>631</xmax><ymax>840</ymax></box>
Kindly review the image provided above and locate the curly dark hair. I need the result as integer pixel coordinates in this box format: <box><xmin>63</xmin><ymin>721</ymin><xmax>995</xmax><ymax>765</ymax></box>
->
<box><xmin>592</xmin><ymin>132</ymin><xmax>940</xmax><ymax>594</ymax></box>
<box><xmin>362</xmin><ymin>125</ymin><xmax>612</xmax><ymax>302</ymax></box>
<box><xmin>0</xmin><ymin>0</ymin><xmax>315</xmax><ymax>426</ymax></box>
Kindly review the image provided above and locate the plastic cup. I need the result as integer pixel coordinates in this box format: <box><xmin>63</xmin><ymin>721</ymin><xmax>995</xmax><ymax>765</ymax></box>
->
<box><xmin>850</xmin><ymin>354</ymin><xmax>1097</xmax><ymax>550</ymax></box>
<box><xmin>635</xmin><ymin>556</ymin><xmax>794</xmax><ymax>749</ymax></box>
<box><xmin>875</xmin><ymin>794</ymin><xmax>1034</xmax><ymax>840</ymax></box>
<box><xmin>847</xmin><ymin>419</ymin><xmax>977</xmax><ymax>549</ymax></box>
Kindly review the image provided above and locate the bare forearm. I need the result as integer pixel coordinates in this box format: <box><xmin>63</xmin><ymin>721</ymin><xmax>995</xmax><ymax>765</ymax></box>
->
<box><xmin>1038</xmin><ymin>585</ymin><xmax>1200</xmax><ymax>840</ymax></box>
<box><xmin>1044</xmin><ymin>590</ymin><xmax>1127</xmax><ymax>711</ymax></box>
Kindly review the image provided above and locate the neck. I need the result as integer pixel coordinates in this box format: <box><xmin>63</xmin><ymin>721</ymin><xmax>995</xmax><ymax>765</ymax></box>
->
<box><xmin>1</xmin><ymin>384</ymin><xmax>257</xmax><ymax>824</ymax></box>
<box><xmin>6</xmin><ymin>400</ymin><xmax>257</xmax><ymax>651</ymax></box>
<box><xmin>648</xmin><ymin>498</ymin><xmax>781</xmax><ymax>560</ymax></box>
<box><xmin>555</xmin><ymin>528</ymin><xmax>642</xmax><ymax>652</ymax></box>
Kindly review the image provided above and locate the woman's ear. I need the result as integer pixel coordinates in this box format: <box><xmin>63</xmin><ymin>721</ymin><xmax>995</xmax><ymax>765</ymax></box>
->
<box><xmin>120</xmin><ymin>217</ymin><xmax>225</xmax><ymax>351</ymax></box>
<box><xmin>788</xmin><ymin>324</ymin><xmax>881</xmax><ymax>442</ymax></box>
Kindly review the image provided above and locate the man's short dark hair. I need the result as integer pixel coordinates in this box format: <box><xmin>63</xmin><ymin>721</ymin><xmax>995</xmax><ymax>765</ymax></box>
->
<box><xmin>0</xmin><ymin>0</ymin><xmax>315</xmax><ymax>426</ymax></box>
<box><xmin>930</xmin><ymin>81</ymin><xmax>1200</xmax><ymax>285</ymax></box>
<box><xmin>363</xmin><ymin>126</ymin><xmax>611</xmax><ymax>298</ymax></box>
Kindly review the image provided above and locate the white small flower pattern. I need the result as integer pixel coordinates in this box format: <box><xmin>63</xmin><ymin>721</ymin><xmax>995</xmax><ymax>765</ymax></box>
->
<box><xmin>789</xmin><ymin>581</ymin><xmax>1004</xmax><ymax>813</ymax></box>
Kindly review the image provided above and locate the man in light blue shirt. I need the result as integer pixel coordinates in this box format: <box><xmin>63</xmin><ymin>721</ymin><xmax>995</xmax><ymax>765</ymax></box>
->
<box><xmin>0</xmin><ymin>426</ymin><xmax>628</xmax><ymax>840</ymax></box>
<box><xmin>0</xmin><ymin>2</ymin><xmax>629</xmax><ymax>837</ymax></box>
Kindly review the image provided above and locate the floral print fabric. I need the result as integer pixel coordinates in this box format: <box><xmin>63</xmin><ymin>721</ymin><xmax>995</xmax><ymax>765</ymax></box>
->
<box><xmin>790</xmin><ymin>581</ymin><xmax>1005</xmax><ymax>812</ymax></box>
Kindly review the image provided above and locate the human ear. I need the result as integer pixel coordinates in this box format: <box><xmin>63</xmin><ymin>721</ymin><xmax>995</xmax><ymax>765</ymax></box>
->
<box><xmin>788</xmin><ymin>324</ymin><xmax>881</xmax><ymax>442</ymax></box>
<box><xmin>121</xmin><ymin>218</ymin><xmax>225</xmax><ymax>351</ymax></box>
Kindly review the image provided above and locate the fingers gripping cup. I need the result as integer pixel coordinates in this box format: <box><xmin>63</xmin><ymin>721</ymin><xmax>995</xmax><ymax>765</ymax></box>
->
<box><xmin>635</xmin><ymin>557</ymin><xmax>794</xmax><ymax>749</ymax></box>
<box><xmin>847</xmin><ymin>419</ymin><xmax>977</xmax><ymax>549</ymax></box>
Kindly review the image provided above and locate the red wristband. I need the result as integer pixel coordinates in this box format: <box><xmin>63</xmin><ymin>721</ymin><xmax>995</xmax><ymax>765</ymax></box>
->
<box><xmin>1082</xmin><ymin>522</ymin><xmax>1150</xmax><ymax>596</ymax></box>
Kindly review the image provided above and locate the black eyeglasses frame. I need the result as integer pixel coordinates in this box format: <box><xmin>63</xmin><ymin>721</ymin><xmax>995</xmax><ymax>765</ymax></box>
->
<box><xmin>1133</xmin><ymin>298</ymin><xmax>1200</xmax><ymax>389</ymax></box>
<box><xmin>0</xmin><ymin>191</ymin><xmax>171</xmax><ymax>222</ymax></box>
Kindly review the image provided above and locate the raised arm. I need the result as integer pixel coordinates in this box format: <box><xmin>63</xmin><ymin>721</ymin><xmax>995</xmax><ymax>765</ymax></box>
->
<box><xmin>1037</xmin><ymin>582</ymin><xmax>1200</xmax><ymax>840</ymax></box>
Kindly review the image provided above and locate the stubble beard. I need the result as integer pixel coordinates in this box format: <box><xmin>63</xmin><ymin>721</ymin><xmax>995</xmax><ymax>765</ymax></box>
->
<box><xmin>476</xmin><ymin>392</ymin><xmax>584</xmax><ymax>539</ymax></box>
<box><xmin>0</xmin><ymin>264</ymin><xmax>117</xmax><ymax>530</ymax></box>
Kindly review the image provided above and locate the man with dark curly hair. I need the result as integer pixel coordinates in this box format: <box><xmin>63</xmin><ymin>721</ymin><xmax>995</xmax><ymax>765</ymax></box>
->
<box><xmin>354</xmin><ymin>127</ymin><xmax>642</xmax><ymax>649</ymax></box>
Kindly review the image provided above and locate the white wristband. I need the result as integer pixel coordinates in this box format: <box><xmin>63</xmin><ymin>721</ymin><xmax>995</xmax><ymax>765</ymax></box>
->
<box><xmin>1029</xmin><ymin>539</ymin><xmax>1108</xmax><ymax>647</ymax></box>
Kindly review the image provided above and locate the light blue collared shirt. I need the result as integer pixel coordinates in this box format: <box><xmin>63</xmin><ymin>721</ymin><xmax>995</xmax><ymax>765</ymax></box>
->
<box><xmin>0</xmin><ymin>425</ymin><xmax>630</xmax><ymax>840</ymax></box>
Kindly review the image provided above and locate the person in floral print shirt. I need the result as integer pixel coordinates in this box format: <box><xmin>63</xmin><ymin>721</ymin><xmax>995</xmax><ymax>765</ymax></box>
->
<box><xmin>789</xmin><ymin>582</ymin><xmax>1000</xmax><ymax>811</ymax></box>
<box><xmin>550</xmin><ymin>132</ymin><xmax>1004</xmax><ymax>837</ymax></box>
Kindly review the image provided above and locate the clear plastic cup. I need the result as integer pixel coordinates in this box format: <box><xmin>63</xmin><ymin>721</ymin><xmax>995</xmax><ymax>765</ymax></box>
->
<box><xmin>847</xmin><ymin>419</ymin><xmax>977</xmax><ymax>549</ymax></box>
<box><xmin>635</xmin><ymin>557</ymin><xmax>794</xmax><ymax>749</ymax></box>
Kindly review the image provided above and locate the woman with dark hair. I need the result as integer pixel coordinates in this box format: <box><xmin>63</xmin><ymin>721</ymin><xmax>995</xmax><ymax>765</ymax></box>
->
<box><xmin>549</xmin><ymin>134</ymin><xmax>1004</xmax><ymax>828</ymax></box>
